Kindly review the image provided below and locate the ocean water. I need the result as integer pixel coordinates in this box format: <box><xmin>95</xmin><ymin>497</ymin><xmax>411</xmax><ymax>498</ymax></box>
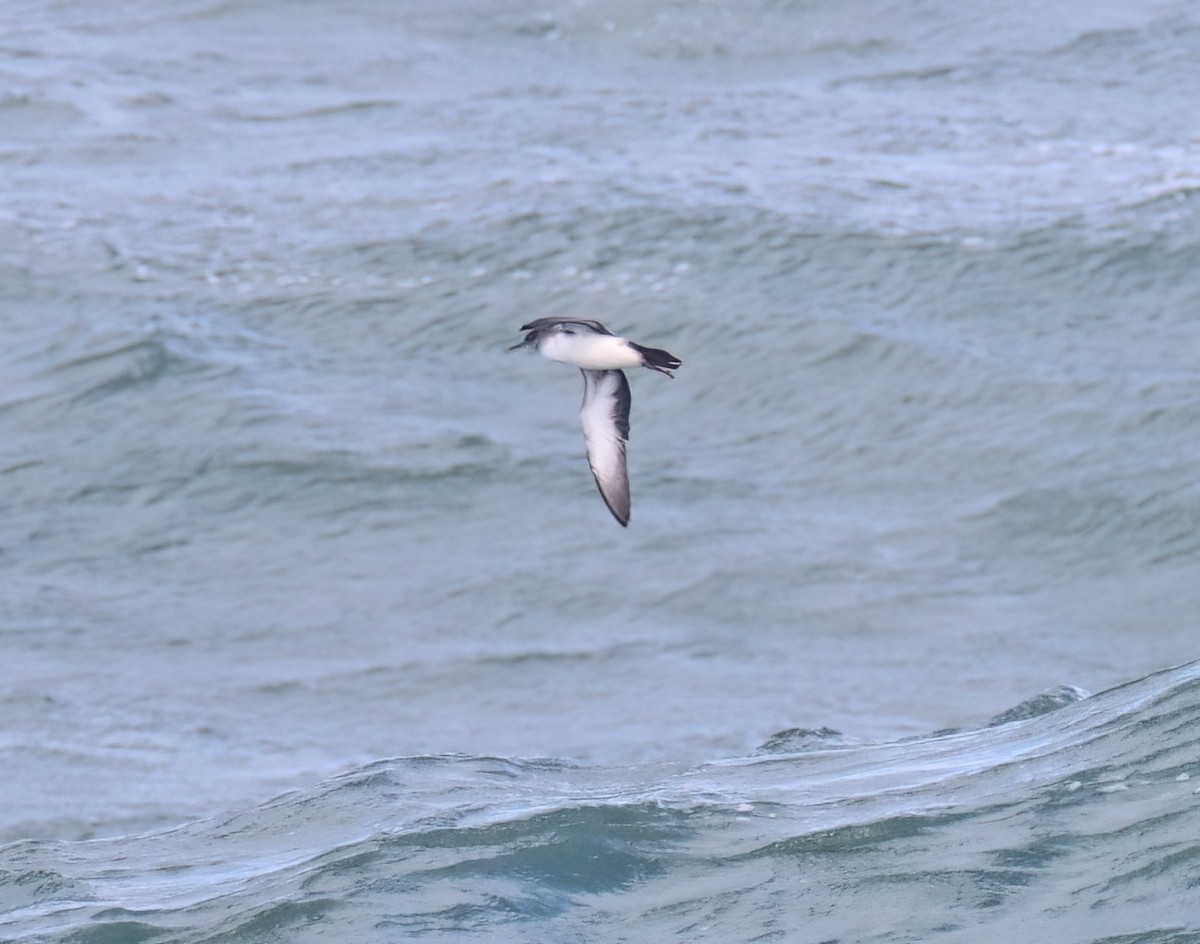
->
<box><xmin>3</xmin><ymin>1</ymin><xmax>1200</xmax><ymax>940</ymax></box>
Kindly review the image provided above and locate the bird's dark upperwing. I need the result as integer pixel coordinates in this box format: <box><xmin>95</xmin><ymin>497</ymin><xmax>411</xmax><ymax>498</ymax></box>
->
<box><xmin>519</xmin><ymin>316</ymin><xmax>613</xmax><ymax>335</ymax></box>
<box><xmin>579</xmin><ymin>369</ymin><xmax>632</xmax><ymax>526</ymax></box>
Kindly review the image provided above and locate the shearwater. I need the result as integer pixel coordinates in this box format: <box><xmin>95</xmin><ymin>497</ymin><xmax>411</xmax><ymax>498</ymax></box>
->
<box><xmin>511</xmin><ymin>317</ymin><xmax>682</xmax><ymax>526</ymax></box>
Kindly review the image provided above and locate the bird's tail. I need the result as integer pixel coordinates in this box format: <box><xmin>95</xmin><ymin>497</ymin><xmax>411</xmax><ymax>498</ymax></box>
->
<box><xmin>631</xmin><ymin>343</ymin><xmax>682</xmax><ymax>377</ymax></box>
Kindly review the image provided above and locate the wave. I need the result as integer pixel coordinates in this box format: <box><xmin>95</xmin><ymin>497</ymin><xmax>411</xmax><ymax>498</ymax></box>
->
<box><xmin>3</xmin><ymin>661</ymin><xmax>1198</xmax><ymax>942</ymax></box>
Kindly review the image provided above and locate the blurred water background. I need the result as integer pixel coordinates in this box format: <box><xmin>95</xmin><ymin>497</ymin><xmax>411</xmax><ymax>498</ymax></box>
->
<box><xmin>3</xmin><ymin>1</ymin><xmax>1200</xmax><ymax>940</ymax></box>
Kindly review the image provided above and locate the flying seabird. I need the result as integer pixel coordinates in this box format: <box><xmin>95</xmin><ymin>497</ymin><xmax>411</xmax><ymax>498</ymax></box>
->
<box><xmin>511</xmin><ymin>317</ymin><xmax>682</xmax><ymax>526</ymax></box>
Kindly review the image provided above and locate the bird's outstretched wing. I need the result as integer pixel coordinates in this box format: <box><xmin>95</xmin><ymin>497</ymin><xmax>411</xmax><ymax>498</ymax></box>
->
<box><xmin>519</xmin><ymin>317</ymin><xmax>613</xmax><ymax>335</ymax></box>
<box><xmin>579</xmin><ymin>369</ymin><xmax>632</xmax><ymax>526</ymax></box>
